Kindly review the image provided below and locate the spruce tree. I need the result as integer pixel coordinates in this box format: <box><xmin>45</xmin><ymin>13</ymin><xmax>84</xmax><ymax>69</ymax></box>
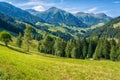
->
<box><xmin>116</xmin><ymin>46</ymin><xmax>120</xmax><ymax>61</ymax></box>
<box><xmin>65</xmin><ymin>40</ymin><xmax>75</xmax><ymax>58</ymax></box>
<box><xmin>110</xmin><ymin>46</ymin><xmax>117</xmax><ymax>61</ymax></box>
<box><xmin>77</xmin><ymin>39</ymin><xmax>83</xmax><ymax>59</ymax></box>
<box><xmin>71</xmin><ymin>39</ymin><xmax>83</xmax><ymax>59</ymax></box>
<box><xmin>54</xmin><ymin>38</ymin><xmax>66</xmax><ymax>57</ymax></box>
<box><xmin>16</xmin><ymin>32</ymin><xmax>22</xmax><ymax>48</ymax></box>
<box><xmin>82</xmin><ymin>38</ymin><xmax>88</xmax><ymax>59</ymax></box>
<box><xmin>93</xmin><ymin>39</ymin><xmax>103</xmax><ymax>60</ymax></box>
<box><xmin>87</xmin><ymin>40</ymin><xmax>94</xmax><ymax>58</ymax></box>
<box><xmin>24</xmin><ymin>24</ymin><xmax>33</xmax><ymax>52</ymax></box>
<box><xmin>102</xmin><ymin>39</ymin><xmax>110</xmax><ymax>59</ymax></box>
<box><xmin>42</xmin><ymin>35</ymin><xmax>54</xmax><ymax>54</ymax></box>
<box><xmin>71</xmin><ymin>47</ymin><xmax>77</xmax><ymax>58</ymax></box>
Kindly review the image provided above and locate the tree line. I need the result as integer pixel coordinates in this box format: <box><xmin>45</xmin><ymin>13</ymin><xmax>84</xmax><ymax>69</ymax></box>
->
<box><xmin>0</xmin><ymin>25</ymin><xmax>120</xmax><ymax>61</ymax></box>
<box><xmin>38</xmin><ymin>36</ymin><xmax>120</xmax><ymax>61</ymax></box>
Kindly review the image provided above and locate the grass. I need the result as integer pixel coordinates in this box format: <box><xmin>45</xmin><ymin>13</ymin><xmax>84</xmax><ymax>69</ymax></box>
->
<box><xmin>113</xmin><ymin>22</ymin><xmax>120</xmax><ymax>28</ymax></box>
<box><xmin>0</xmin><ymin>45</ymin><xmax>120</xmax><ymax>80</ymax></box>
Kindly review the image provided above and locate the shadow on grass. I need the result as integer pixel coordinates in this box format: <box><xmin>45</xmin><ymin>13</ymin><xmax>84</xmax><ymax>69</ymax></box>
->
<box><xmin>0</xmin><ymin>43</ymin><xmax>29</xmax><ymax>54</ymax></box>
<box><xmin>7</xmin><ymin>46</ymin><xmax>29</xmax><ymax>54</ymax></box>
<box><xmin>37</xmin><ymin>53</ymin><xmax>62</xmax><ymax>59</ymax></box>
<box><xmin>0</xmin><ymin>43</ymin><xmax>5</xmax><ymax>46</ymax></box>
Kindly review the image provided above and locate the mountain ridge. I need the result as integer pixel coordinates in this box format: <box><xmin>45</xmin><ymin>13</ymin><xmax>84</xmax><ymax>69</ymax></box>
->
<box><xmin>26</xmin><ymin>7</ymin><xmax>87</xmax><ymax>28</ymax></box>
<box><xmin>0</xmin><ymin>2</ymin><xmax>45</xmax><ymax>24</ymax></box>
<box><xmin>26</xmin><ymin>7</ymin><xmax>111</xmax><ymax>27</ymax></box>
<box><xmin>88</xmin><ymin>16</ymin><xmax>120</xmax><ymax>38</ymax></box>
<box><xmin>74</xmin><ymin>12</ymin><xmax>112</xmax><ymax>26</ymax></box>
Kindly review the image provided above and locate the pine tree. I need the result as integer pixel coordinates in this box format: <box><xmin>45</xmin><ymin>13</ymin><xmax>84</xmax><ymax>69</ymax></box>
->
<box><xmin>87</xmin><ymin>40</ymin><xmax>94</xmax><ymax>58</ymax></box>
<box><xmin>93</xmin><ymin>39</ymin><xmax>103</xmax><ymax>60</ymax></box>
<box><xmin>71</xmin><ymin>47</ymin><xmax>77</xmax><ymax>58</ymax></box>
<box><xmin>71</xmin><ymin>39</ymin><xmax>83</xmax><ymax>59</ymax></box>
<box><xmin>16</xmin><ymin>32</ymin><xmax>22</xmax><ymax>48</ymax></box>
<box><xmin>110</xmin><ymin>46</ymin><xmax>117</xmax><ymax>61</ymax></box>
<box><xmin>54</xmin><ymin>38</ymin><xmax>66</xmax><ymax>57</ymax></box>
<box><xmin>116</xmin><ymin>46</ymin><xmax>120</xmax><ymax>61</ymax></box>
<box><xmin>77</xmin><ymin>39</ymin><xmax>83</xmax><ymax>59</ymax></box>
<box><xmin>82</xmin><ymin>38</ymin><xmax>88</xmax><ymax>59</ymax></box>
<box><xmin>65</xmin><ymin>40</ymin><xmax>75</xmax><ymax>58</ymax></box>
<box><xmin>24</xmin><ymin>24</ymin><xmax>33</xmax><ymax>52</ymax></box>
<box><xmin>38</xmin><ymin>41</ymin><xmax>45</xmax><ymax>53</ymax></box>
<box><xmin>42</xmin><ymin>35</ymin><xmax>54</xmax><ymax>54</ymax></box>
<box><xmin>102</xmin><ymin>39</ymin><xmax>110</xmax><ymax>59</ymax></box>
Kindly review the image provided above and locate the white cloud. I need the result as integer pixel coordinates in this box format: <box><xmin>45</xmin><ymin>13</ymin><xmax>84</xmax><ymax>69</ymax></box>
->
<box><xmin>97</xmin><ymin>10</ymin><xmax>109</xmax><ymax>14</ymax></box>
<box><xmin>88</xmin><ymin>7</ymin><xmax>97</xmax><ymax>12</ymax></box>
<box><xmin>32</xmin><ymin>5</ymin><xmax>45</xmax><ymax>11</ymax></box>
<box><xmin>64</xmin><ymin>7</ymin><xmax>80</xmax><ymax>13</ymax></box>
<box><xmin>17</xmin><ymin>0</ymin><xmax>55</xmax><ymax>7</ymax></box>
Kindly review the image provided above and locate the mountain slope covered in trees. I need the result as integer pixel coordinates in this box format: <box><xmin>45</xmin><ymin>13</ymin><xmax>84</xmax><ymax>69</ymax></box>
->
<box><xmin>0</xmin><ymin>2</ymin><xmax>45</xmax><ymax>24</ymax></box>
<box><xmin>74</xmin><ymin>12</ymin><xmax>112</xmax><ymax>26</ymax></box>
<box><xmin>89</xmin><ymin>16</ymin><xmax>120</xmax><ymax>38</ymax></box>
<box><xmin>0</xmin><ymin>12</ymin><xmax>25</xmax><ymax>34</ymax></box>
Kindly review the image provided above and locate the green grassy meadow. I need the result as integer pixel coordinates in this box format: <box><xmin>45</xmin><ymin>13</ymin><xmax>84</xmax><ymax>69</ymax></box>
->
<box><xmin>0</xmin><ymin>45</ymin><xmax>120</xmax><ymax>80</ymax></box>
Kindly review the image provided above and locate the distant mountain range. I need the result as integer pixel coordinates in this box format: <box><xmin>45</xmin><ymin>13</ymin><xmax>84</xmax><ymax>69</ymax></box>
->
<box><xmin>0</xmin><ymin>2</ymin><xmax>112</xmax><ymax>28</ymax></box>
<box><xmin>26</xmin><ymin>7</ymin><xmax>112</xmax><ymax>27</ymax></box>
<box><xmin>74</xmin><ymin>12</ymin><xmax>112</xmax><ymax>26</ymax></box>
<box><xmin>0</xmin><ymin>2</ymin><xmax>45</xmax><ymax>25</ymax></box>
<box><xmin>1</xmin><ymin>2</ymin><xmax>120</xmax><ymax>40</ymax></box>
<box><xmin>26</xmin><ymin>7</ymin><xmax>87</xmax><ymax>27</ymax></box>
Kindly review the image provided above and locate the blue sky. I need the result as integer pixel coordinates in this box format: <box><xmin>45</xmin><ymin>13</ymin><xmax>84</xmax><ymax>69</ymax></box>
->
<box><xmin>0</xmin><ymin>0</ymin><xmax>120</xmax><ymax>17</ymax></box>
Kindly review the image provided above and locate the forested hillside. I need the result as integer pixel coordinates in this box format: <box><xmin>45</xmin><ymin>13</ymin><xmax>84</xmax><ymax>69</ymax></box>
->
<box><xmin>0</xmin><ymin>2</ymin><xmax>45</xmax><ymax>24</ymax></box>
<box><xmin>0</xmin><ymin>0</ymin><xmax>120</xmax><ymax>80</ymax></box>
<box><xmin>0</xmin><ymin>12</ymin><xmax>25</xmax><ymax>34</ymax></box>
<box><xmin>0</xmin><ymin>2</ymin><xmax>120</xmax><ymax>61</ymax></box>
<box><xmin>89</xmin><ymin>16</ymin><xmax>120</xmax><ymax>38</ymax></box>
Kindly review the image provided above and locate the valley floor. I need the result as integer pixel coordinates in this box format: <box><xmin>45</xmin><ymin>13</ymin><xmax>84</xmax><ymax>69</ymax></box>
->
<box><xmin>0</xmin><ymin>45</ymin><xmax>120</xmax><ymax>80</ymax></box>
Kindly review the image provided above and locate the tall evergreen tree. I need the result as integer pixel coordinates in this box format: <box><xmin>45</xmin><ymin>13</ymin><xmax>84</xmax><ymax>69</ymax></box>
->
<box><xmin>93</xmin><ymin>39</ymin><xmax>103</xmax><ymax>60</ymax></box>
<box><xmin>54</xmin><ymin>38</ymin><xmax>66</xmax><ymax>57</ymax></box>
<box><xmin>16</xmin><ymin>32</ymin><xmax>22</xmax><ymax>48</ymax></box>
<box><xmin>87</xmin><ymin>40</ymin><xmax>94</xmax><ymax>58</ymax></box>
<box><xmin>42</xmin><ymin>35</ymin><xmax>54</xmax><ymax>54</ymax></box>
<box><xmin>65</xmin><ymin>40</ymin><xmax>75</xmax><ymax>58</ymax></box>
<box><xmin>24</xmin><ymin>24</ymin><xmax>33</xmax><ymax>52</ymax></box>
<box><xmin>82</xmin><ymin>38</ymin><xmax>88</xmax><ymax>59</ymax></box>
<box><xmin>102</xmin><ymin>39</ymin><xmax>110</xmax><ymax>59</ymax></box>
<box><xmin>110</xmin><ymin>46</ymin><xmax>117</xmax><ymax>61</ymax></box>
<box><xmin>116</xmin><ymin>45</ymin><xmax>120</xmax><ymax>61</ymax></box>
<box><xmin>71</xmin><ymin>39</ymin><xmax>83</xmax><ymax>59</ymax></box>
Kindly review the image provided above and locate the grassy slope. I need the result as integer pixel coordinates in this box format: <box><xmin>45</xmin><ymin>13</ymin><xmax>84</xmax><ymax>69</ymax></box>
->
<box><xmin>0</xmin><ymin>45</ymin><xmax>120</xmax><ymax>80</ymax></box>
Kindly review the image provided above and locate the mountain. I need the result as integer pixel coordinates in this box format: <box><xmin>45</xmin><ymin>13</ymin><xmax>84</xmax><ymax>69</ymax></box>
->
<box><xmin>0</xmin><ymin>12</ymin><xmax>25</xmax><ymax>34</ymax></box>
<box><xmin>26</xmin><ymin>7</ymin><xmax>87</xmax><ymax>28</ymax></box>
<box><xmin>0</xmin><ymin>2</ymin><xmax>45</xmax><ymax>24</ymax></box>
<box><xmin>26</xmin><ymin>9</ymin><xmax>40</xmax><ymax>15</ymax></box>
<box><xmin>74</xmin><ymin>12</ymin><xmax>112</xmax><ymax>26</ymax></box>
<box><xmin>88</xmin><ymin>16</ymin><xmax>120</xmax><ymax>38</ymax></box>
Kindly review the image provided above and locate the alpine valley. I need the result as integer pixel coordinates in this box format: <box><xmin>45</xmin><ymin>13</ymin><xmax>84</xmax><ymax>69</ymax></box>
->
<box><xmin>0</xmin><ymin>2</ymin><xmax>115</xmax><ymax>40</ymax></box>
<box><xmin>0</xmin><ymin>1</ymin><xmax>120</xmax><ymax>80</ymax></box>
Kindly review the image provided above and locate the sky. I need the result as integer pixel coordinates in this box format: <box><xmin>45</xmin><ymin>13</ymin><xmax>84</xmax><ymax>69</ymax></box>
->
<box><xmin>0</xmin><ymin>0</ymin><xmax>120</xmax><ymax>17</ymax></box>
